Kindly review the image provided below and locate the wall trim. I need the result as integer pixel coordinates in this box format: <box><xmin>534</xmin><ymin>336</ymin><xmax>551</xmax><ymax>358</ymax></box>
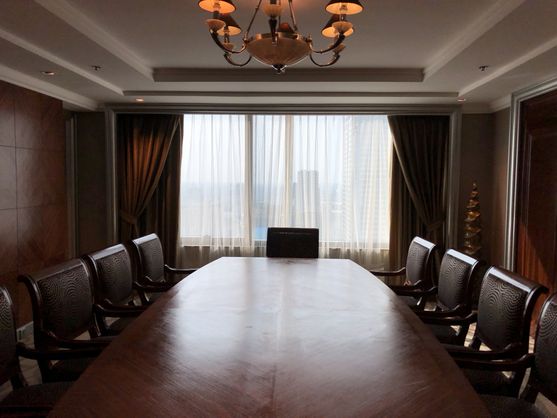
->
<box><xmin>105</xmin><ymin>103</ymin><xmax>462</xmax><ymax>254</ymax></box>
<box><xmin>504</xmin><ymin>75</ymin><xmax>557</xmax><ymax>269</ymax></box>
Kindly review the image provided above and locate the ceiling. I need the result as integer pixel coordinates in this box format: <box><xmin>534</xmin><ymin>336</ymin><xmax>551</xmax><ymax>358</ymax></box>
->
<box><xmin>0</xmin><ymin>0</ymin><xmax>556</xmax><ymax>112</ymax></box>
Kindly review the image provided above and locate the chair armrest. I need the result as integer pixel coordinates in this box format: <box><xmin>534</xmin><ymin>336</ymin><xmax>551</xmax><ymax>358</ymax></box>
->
<box><xmin>134</xmin><ymin>281</ymin><xmax>172</xmax><ymax>293</ymax></box>
<box><xmin>388</xmin><ymin>280</ymin><xmax>425</xmax><ymax>293</ymax></box>
<box><xmin>16</xmin><ymin>342</ymin><xmax>103</xmax><ymax>360</ymax></box>
<box><xmin>369</xmin><ymin>267</ymin><xmax>406</xmax><ymax>277</ymax></box>
<box><xmin>142</xmin><ymin>276</ymin><xmax>175</xmax><ymax>289</ymax></box>
<box><xmin>445</xmin><ymin>342</ymin><xmax>523</xmax><ymax>360</ymax></box>
<box><xmin>164</xmin><ymin>264</ymin><xmax>197</xmax><ymax>275</ymax></box>
<box><xmin>417</xmin><ymin>305</ymin><xmax>469</xmax><ymax>319</ymax></box>
<box><xmin>44</xmin><ymin>331</ymin><xmax>111</xmax><ymax>350</ymax></box>
<box><xmin>453</xmin><ymin>353</ymin><xmax>535</xmax><ymax>371</ymax></box>
<box><xmin>392</xmin><ymin>286</ymin><xmax>437</xmax><ymax>297</ymax></box>
<box><xmin>420</xmin><ymin>312</ymin><xmax>477</xmax><ymax>326</ymax></box>
<box><xmin>95</xmin><ymin>301</ymin><xmax>145</xmax><ymax>318</ymax></box>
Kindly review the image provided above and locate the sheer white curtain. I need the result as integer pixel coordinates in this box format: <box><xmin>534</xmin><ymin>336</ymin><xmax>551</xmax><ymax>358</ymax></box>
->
<box><xmin>180</xmin><ymin>114</ymin><xmax>252</xmax><ymax>261</ymax></box>
<box><xmin>179</xmin><ymin>114</ymin><xmax>392</xmax><ymax>269</ymax></box>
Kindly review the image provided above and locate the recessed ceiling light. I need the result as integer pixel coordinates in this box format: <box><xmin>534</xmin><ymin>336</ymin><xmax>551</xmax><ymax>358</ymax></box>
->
<box><xmin>457</xmin><ymin>97</ymin><xmax>467</xmax><ymax>102</ymax></box>
<box><xmin>135</xmin><ymin>98</ymin><xmax>145</xmax><ymax>102</ymax></box>
<box><xmin>41</xmin><ymin>71</ymin><xmax>55</xmax><ymax>76</ymax></box>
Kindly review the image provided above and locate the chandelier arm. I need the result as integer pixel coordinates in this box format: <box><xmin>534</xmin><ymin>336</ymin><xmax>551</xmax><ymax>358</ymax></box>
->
<box><xmin>224</xmin><ymin>53</ymin><xmax>253</xmax><ymax>67</ymax></box>
<box><xmin>309</xmin><ymin>34</ymin><xmax>346</xmax><ymax>54</ymax></box>
<box><xmin>210</xmin><ymin>31</ymin><xmax>247</xmax><ymax>54</ymax></box>
<box><xmin>309</xmin><ymin>52</ymin><xmax>341</xmax><ymax>67</ymax></box>
<box><xmin>288</xmin><ymin>0</ymin><xmax>299</xmax><ymax>32</ymax></box>
<box><xmin>244</xmin><ymin>0</ymin><xmax>264</xmax><ymax>40</ymax></box>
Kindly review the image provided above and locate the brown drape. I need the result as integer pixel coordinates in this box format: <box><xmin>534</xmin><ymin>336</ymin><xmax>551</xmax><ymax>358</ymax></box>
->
<box><xmin>389</xmin><ymin>155</ymin><xmax>427</xmax><ymax>269</ymax></box>
<box><xmin>388</xmin><ymin>115</ymin><xmax>449</xmax><ymax>267</ymax></box>
<box><xmin>117</xmin><ymin>114</ymin><xmax>182</xmax><ymax>264</ymax></box>
<box><xmin>140</xmin><ymin>122</ymin><xmax>182</xmax><ymax>265</ymax></box>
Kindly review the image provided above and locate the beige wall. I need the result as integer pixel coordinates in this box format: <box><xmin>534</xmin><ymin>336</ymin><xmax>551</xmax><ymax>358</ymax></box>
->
<box><xmin>458</xmin><ymin>114</ymin><xmax>495</xmax><ymax>263</ymax></box>
<box><xmin>458</xmin><ymin>109</ymin><xmax>510</xmax><ymax>267</ymax></box>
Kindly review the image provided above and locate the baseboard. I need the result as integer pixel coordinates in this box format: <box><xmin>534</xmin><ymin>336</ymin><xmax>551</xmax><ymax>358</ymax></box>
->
<box><xmin>17</xmin><ymin>321</ymin><xmax>33</xmax><ymax>341</ymax></box>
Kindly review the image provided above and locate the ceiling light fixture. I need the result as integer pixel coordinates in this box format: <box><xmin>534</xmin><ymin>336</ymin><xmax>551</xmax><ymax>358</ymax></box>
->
<box><xmin>457</xmin><ymin>97</ymin><xmax>466</xmax><ymax>102</ymax></box>
<box><xmin>135</xmin><ymin>98</ymin><xmax>145</xmax><ymax>102</ymax></box>
<box><xmin>41</xmin><ymin>71</ymin><xmax>55</xmax><ymax>76</ymax></box>
<box><xmin>198</xmin><ymin>0</ymin><xmax>363</xmax><ymax>74</ymax></box>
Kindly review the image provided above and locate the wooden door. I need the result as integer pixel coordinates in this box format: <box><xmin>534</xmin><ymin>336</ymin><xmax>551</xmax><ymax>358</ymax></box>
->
<box><xmin>516</xmin><ymin>89</ymin><xmax>557</xmax><ymax>322</ymax></box>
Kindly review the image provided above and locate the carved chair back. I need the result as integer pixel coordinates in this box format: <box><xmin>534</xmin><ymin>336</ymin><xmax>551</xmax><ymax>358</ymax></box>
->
<box><xmin>405</xmin><ymin>237</ymin><xmax>436</xmax><ymax>287</ymax></box>
<box><xmin>0</xmin><ymin>286</ymin><xmax>24</xmax><ymax>389</ymax></box>
<box><xmin>474</xmin><ymin>267</ymin><xmax>545</xmax><ymax>353</ymax></box>
<box><xmin>130</xmin><ymin>233</ymin><xmax>166</xmax><ymax>283</ymax></box>
<box><xmin>436</xmin><ymin>249</ymin><xmax>479</xmax><ymax>312</ymax></box>
<box><xmin>266</xmin><ymin>227</ymin><xmax>319</xmax><ymax>258</ymax></box>
<box><xmin>19</xmin><ymin>259</ymin><xmax>97</xmax><ymax>350</ymax></box>
<box><xmin>527</xmin><ymin>293</ymin><xmax>557</xmax><ymax>404</ymax></box>
<box><xmin>85</xmin><ymin>244</ymin><xmax>134</xmax><ymax>306</ymax></box>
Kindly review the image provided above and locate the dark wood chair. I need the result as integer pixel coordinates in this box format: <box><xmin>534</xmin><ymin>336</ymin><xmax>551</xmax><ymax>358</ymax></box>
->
<box><xmin>370</xmin><ymin>236</ymin><xmax>436</xmax><ymax>310</ymax></box>
<box><xmin>0</xmin><ymin>285</ymin><xmax>101</xmax><ymax>417</ymax></box>
<box><xmin>130</xmin><ymin>233</ymin><xmax>196</xmax><ymax>304</ymax></box>
<box><xmin>424</xmin><ymin>267</ymin><xmax>546</xmax><ymax>397</ymax></box>
<box><xmin>266</xmin><ymin>227</ymin><xmax>319</xmax><ymax>258</ymax></box>
<box><xmin>460</xmin><ymin>293</ymin><xmax>557</xmax><ymax>418</ymax></box>
<box><xmin>18</xmin><ymin>259</ymin><xmax>114</xmax><ymax>383</ymax></box>
<box><xmin>416</xmin><ymin>249</ymin><xmax>480</xmax><ymax>345</ymax></box>
<box><xmin>84</xmin><ymin>244</ymin><xmax>147</xmax><ymax>335</ymax></box>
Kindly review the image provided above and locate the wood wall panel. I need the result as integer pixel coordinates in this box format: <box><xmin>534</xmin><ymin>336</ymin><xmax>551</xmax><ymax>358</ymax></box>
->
<box><xmin>0</xmin><ymin>80</ymin><xmax>68</xmax><ymax>325</ymax></box>
<box><xmin>0</xmin><ymin>83</ymin><xmax>14</xmax><ymax>147</ymax></box>
<box><xmin>0</xmin><ymin>209</ymin><xmax>18</xmax><ymax>274</ymax></box>
<box><xmin>0</xmin><ymin>146</ymin><xmax>16</xmax><ymax>209</ymax></box>
<box><xmin>16</xmin><ymin>148</ymin><xmax>65</xmax><ymax>207</ymax></box>
<box><xmin>516</xmin><ymin>89</ymin><xmax>557</xmax><ymax>324</ymax></box>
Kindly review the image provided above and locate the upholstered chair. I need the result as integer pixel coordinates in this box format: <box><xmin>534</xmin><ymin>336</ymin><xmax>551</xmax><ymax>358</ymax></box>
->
<box><xmin>130</xmin><ymin>233</ymin><xmax>196</xmax><ymax>304</ymax></box>
<box><xmin>266</xmin><ymin>227</ymin><xmax>319</xmax><ymax>258</ymax></box>
<box><xmin>370</xmin><ymin>236</ymin><xmax>437</xmax><ymax>310</ymax></box>
<box><xmin>0</xmin><ymin>286</ymin><xmax>100</xmax><ymax>415</ymax></box>
<box><xmin>430</xmin><ymin>267</ymin><xmax>546</xmax><ymax>397</ymax></box>
<box><xmin>18</xmin><ymin>259</ymin><xmax>114</xmax><ymax>382</ymax></box>
<box><xmin>84</xmin><ymin>244</ymin><xmax>147</xmax><ymax>335</ymax></box>
<box><xmin>417</xmin><ymin>249</ymin><xmax>480</xmax><ymax>345</ymax></box>
<box><xmin>457</xmin><ymin>293</ymin><xmax>557</xmax><ymax>417</ymax></box>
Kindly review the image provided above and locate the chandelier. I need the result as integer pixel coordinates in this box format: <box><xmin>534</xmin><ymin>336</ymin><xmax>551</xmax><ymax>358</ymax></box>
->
<box><xmin>198</xmin><ymin>0</ymin><xmax>364</xmax><ymax>73</ymax></box>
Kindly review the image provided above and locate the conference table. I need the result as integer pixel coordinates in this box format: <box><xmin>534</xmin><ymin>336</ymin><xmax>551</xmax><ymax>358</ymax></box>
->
<box><xmin>50</xmin><ymin>257</ymin><xmax>489</xmax><ymax>417</ymax></box>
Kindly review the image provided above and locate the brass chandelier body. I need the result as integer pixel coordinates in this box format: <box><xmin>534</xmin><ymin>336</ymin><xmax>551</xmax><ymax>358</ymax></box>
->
<box><xmin>198</xmin><ymin>0</ymin><xmax>364</xmax><ymax>73</ymax></box>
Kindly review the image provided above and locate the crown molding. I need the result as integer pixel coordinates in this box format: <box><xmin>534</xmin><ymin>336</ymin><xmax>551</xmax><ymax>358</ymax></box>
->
<box><xmin>34</xmin><ymin>0</ymin><xmax>153</xmax><ymax>80</ymax></box>
<box><xmin>424</xmin><ymin>0</ymin><xmax>526</xmax><ymax>80</ymax></box>
<box><xmin>489</xmin><ymin>95</ymin><xmax>511</xmax><ymax>112</ymax></box>
<box><xmin>0</xmin><ymin>26</ymin><xmax>123</xmax><ymax>95</ymax></box>
<box><xmin>0</xmin><ymin>63</ymin><xmax>98</xmax><ymax>110</ymax></box>
<box><xmin>153</xmin><ymin>68</ymin><xmax>424</xmax><ymax>83</ymax></box>
<box><xmin>124</xmin><ymin>90</ymin><xmax>456</xmax><ymax>98</ymax></box>
<box><xmin>459</xmin><ymin>35</ymin><xmax>557</xmax><ymax>97</ymax></box>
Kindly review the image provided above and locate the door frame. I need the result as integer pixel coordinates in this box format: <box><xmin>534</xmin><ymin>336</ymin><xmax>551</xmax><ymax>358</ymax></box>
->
<box><xmin>505</xmin><ymin>75</ymin><xmax>557</xmax><ymax>269</ymax></box>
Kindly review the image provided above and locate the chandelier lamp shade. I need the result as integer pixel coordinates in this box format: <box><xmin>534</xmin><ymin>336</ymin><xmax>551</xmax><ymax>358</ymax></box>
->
<box><xmin>198</xmin><ymin>0</ymin><xmax>364</xmax><ymax>73</ymax></box>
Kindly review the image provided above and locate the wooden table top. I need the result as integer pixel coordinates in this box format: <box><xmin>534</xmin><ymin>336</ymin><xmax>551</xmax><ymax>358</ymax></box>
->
<box><xmin>51</xmin><ymin>257</ymin><xmax>489</xmax><ymax>417</ymax></box>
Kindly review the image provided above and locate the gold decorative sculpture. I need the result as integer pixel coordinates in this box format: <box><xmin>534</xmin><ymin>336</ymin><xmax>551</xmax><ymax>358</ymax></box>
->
<box><xmin>463</xmin><ymin>181</ymin><xmax>482</xmax><ymax>257</ymax></box>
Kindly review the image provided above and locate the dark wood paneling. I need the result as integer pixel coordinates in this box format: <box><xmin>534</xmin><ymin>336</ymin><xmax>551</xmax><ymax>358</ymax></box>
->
<box><xmin>0</xmin><ymin>83</ymin><xmax>14</xmax><ymax>147</ymax></box>
<box><xmin>52</xmin><ymin>258</ymin><xmax>489</xmax><ymax>417</ymax></box>
<box><xmin>17</xmin><ymin>205</ymin><xmax>68</xmax><ymax>268</ymax></box>
<box><xmin>0</xmin><ymin>145</ymin><xmax>16</xmax><ymax>209</ymax></box>
<box><xmin>516</xmin><ymin>88</ymin><xmax>557</xmax><ymax>323</ymax></box>
<box><xmin>0</xmin><ymin>80</ymin><xmax>67</xmax><ymax>325</ymax></box>
<box><xmin>0</xmin><ymin>209</ymin><xmax>18</xmax><ymax>274</ymax></box>
<box><xmin>16</xmin><ymin>148</ymin><xmax>65</xmax><ymax>207</ymax></box>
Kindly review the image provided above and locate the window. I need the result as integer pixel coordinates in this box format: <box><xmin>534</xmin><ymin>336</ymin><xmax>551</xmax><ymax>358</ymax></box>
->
<box><xmin>180</xmin><ymin>114</ymin><xmax>392</xmax><ymax>268</ymax></box>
